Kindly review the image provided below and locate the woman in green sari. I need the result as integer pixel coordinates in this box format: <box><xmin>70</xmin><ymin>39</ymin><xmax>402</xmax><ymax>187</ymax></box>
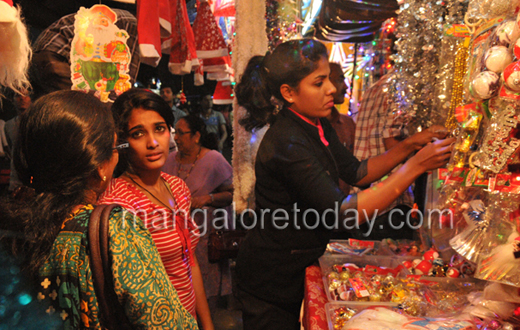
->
<box><xmin>2</xmin><ymin>90</ymin><xmax>198</xmax><ymax>329</ymax></box>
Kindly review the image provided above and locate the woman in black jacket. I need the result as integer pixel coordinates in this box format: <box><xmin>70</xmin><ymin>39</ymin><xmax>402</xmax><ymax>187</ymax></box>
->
<box><xmin>234</xmin><ymin>39</ymin><xmax>454</xmax><ymax>330</ymax></box>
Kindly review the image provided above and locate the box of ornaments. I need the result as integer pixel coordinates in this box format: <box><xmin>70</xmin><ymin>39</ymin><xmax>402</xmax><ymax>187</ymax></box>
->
<box><xmin>319</xmin><ymin>243</ymin><xmax>479</xmax><ymax>304</ymax></box>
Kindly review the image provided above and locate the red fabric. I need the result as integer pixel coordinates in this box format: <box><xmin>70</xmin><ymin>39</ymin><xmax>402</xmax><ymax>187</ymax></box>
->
<box><xmin>136</xmin><ymin>0</ymin><xmax>162</xmax><ymax>66</ymax></box>
<box><xmin>213</xmin><ymin>80</ymin><xmax>233</xmax><ymax>104</ymax></box>
<box><xmin>192</xmin><ymin>1</ymin><xmax>228</xmax><ymax>59</ymax></box>
<box><xmin>304</xmin><ymin>264</ymin><xmax>329</xmax><ymax>330</ymax></box>
<box><xmin>203</xmin><ymin>55</ymin><xmax>229</xmax><ymax>72</ymax></box>
<box><xmin>98</xmin><ymin>173</ymin><xmax>200</xmax><ymax>316</ymax></box>
<box><xmin>213</xmin><ymin>0</ymin><xmax>235</xmax><ymax>17</ymax></box>
<box><xmin>2</xmin><ymin>0</ymin><xmax>13</xmax><ymax>6</ymax></box>
<box><xmin>167</xmin><ymin>0</ymin><xmax>199</xmax><ymax>74</ymax></box>
<box><xmin>159</xmin><ymin>0</ymin><xmax>172</xmax><ymax>37</ymax></box>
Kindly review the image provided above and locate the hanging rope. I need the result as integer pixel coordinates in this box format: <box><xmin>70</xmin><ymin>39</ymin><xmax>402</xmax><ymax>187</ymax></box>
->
<box><xmin>348</xmin><ymin>43</ymin><xmax>359</xmax><ymax>114</ymax></box>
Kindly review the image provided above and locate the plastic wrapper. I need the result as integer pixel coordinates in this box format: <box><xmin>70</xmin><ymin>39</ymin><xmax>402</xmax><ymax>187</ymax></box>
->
<box><xmin>429</xmin><ymin>185</ymin><xmax>485</xmax><ymax>252</ymax></box>
<box><xmin>341</xmin><ymin>306</ymin><xmax>477</xmax><ymax>330</ymax></box>
<box><xmin>434</xmin><ymin>24</ymin><xmax>471</xmax><ymax>129</ymax></box>
<box><xmin>466</xmin><ymin>291</ymin><xmax>518</xmax><ymax>319</ymax></box>
<box><xmin>466</xmin><ymin>18</ymin><xmax>510</xmax><ymax>101</ymax></box>
<box><xmin>484</xmin><ymin>281</ymin><xmax>520</xmax><ymax>303</ymax></box>
<box><xmin>448</xmin><ymin>111</ymin><xmax>484</xmax><ymax>170</ymax></box>
<box><xmin>474</xmin><ymin>102</ymin><xmax>520</xmax><ymax>174</ymax></box>
<box><xmin>466</xmin><ymin>0</ymin><xmax>520</xmax><ymax>20</ymax></box>
<box><xmin>450</xmin><ymin>192</ymin><xmax>517</xmax><ymax>263</ymax></box>
<box><xmin>325</xmin><ymin>239</ymin><xmax>380</xmax><ymax>256</ymax></box>
<box><xmin>475</xmin><ymin>229</ymin><xmax>520</xmax><ymax>286</ymax></box>
<box><xmin>320</xmin><ymin>253</ymin><xmax>486</xmax><ymax>318</ymax></box>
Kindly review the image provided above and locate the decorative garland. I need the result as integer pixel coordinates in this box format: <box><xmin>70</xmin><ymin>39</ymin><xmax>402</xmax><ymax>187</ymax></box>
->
<box><xmin>232</xmin><ymin>0</ymin><xmax>268</xmax><ymax>212</ymax></box>
<box><xmin>389</xmin><ymin>0</ymin><xmax>467</xmax><ymax>134</ymax></box>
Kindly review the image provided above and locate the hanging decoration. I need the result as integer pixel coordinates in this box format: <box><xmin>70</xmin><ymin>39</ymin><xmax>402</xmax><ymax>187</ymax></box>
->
<box><xmin>70</xmin><ymin>5</ymin><xmax>132</xmax><ymax>103</ymax></box>
<box><xmin>389</xmin><ymin>0</ymin><xmax>467</xmax><ymax>134</ymax></box>
<box><xmin>136</xmin><ymin>0</ymin><xmax>172</xmax><ymax>67</ymax></box>
<box><xmin>213</xmin><ymin>0</ymin><xmax>235</xmax><ymax>17</ymax></box>
<box><xmin>192</xmin><ymin>0</ymin><xmax>232</xmax><ymax>85</ymax></box>
<box><xmin>441</xmin><ymin>26</ymin><xmax>471</xmax><ymax>132</ymax></box>
<box><xmin>266</xmin><ymin>0</ymin><xmax>301</xmax><ymax>50</ymax></box>
<box><xmin>164</xmin><ymin>0</ymin><xmax>199</xmax><ymax>75</ymax></box>
<box><xmin>232</xmin><ymin>0</ymin><xmax>268</xmax><ymax>212</ymax></box>
<box><xmin>311</xmin><ymin>0</ymin><xmax>399</xmax><ymax>43</ymax></box>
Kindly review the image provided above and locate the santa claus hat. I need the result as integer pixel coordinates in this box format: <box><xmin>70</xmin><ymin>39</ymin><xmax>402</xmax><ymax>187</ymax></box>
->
<box><xmin>213</xmin><ymin>81</ymin><xmax>234</xmax><ymax>104</ymax></box>
<box><xmin>0</xmin><ymin>0</ymin><xmax>18</xmax><ymax>23</ymax></box>
<box><xmin>193</xmin><ymin>0</ymin><xmax>228</xmax><ymax>59</ymax></box>
<box><xmin>90</xmin><ymin>4</ymin><xmax>117</xmax><ymax>24</ymax></box>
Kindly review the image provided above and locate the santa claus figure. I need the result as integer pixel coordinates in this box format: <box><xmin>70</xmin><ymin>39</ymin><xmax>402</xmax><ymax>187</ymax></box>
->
<box><xmin>0</xmin><ymin>0</ymin><xmax>31</xmax><ymax>97</ymax></box>
<box><xmin>71</xmin><ymin>4</ymin><xmax>132</xmax><ymax>102</ymax></box>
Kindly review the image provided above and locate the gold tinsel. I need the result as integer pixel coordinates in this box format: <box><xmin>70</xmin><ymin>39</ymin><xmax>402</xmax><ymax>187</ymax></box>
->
<box><xmin>445</xmin><ymin>40</ymin><xmax>470</xmax><ymax>131</ymax></box>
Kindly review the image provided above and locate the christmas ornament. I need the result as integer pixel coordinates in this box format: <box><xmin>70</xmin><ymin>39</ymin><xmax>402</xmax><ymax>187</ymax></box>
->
<box><xmin>514</xmin><ymin>38</ymin><xmax>520</xmax><ymax>58</ymax></box>
<box><xmin>475</xmin><ymin>230</ymin><xmax>520</xmax><ymax>286</ymax></box>
<box><xmin>484</xmin><ymin>46</ymin><xmax>513</xmax><ymax>73</ymax></box>
<box><xmin>444</xmin><ymin>36</ymin><xmax>470</xmax><ymax>131</ymax></box>
<box><xmin>423</xmin><ymin>249</ymin><xmax>439</xmax><ymax>262</ymax></box>
<box><xmin>479</xmin><ymin>105</ymin><xmax>520</xmax><ymax>173</ymax></box>
<box><xmin>450</xmin><ymin>211</ymin><xmax>489</xmax><ymax>262</ymax></box>
<box><xmin>503</xmin><ymin>61</ymin><xmax>520</xmax><ymax>92</ymax></box>
<box><xmin>70</xmin><ymin>5</ymin><xmax>132</xmax><ymax>102</ymax></box>
<box><xmin>446</xmin><ymin>267</ymin><xmax>460</xmax><ymax>277</ymax></box>
<box><xmin>496</xmin><ymin>20</ymin><xmax>520</xmax><ymax>47</ymax></box>
<box><xmin>470</xmin><ymin>71</ymin><xmax>500</xmax><ymax>99</ymax></box>
<box><xmin>414</xmin><ymin>260</ymin><xmax>433</xmax><ymax>275</ymax></box>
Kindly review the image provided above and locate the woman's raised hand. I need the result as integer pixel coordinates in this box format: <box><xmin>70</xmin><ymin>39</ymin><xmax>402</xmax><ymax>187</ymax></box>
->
<box><xmin>408</xmin><ymin>137</ymin><xmax>455</xmax><ymax>172</ymax></box>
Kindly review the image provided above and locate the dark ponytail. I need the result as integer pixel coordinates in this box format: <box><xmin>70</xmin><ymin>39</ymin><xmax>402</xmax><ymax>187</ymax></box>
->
<box><xmin>1</xmin><ymin>90</ymin><xmax>115</xmax><ymax>278</ymax></box>
<box><xmin>235</xmin><ymin>55</ymin><xmax>275</xmax><ymax>131</ymax></box>
<box><xmin>236</xmin><ymin>39</ymin><xmax>329</xmax><ymax>132</ymax></box>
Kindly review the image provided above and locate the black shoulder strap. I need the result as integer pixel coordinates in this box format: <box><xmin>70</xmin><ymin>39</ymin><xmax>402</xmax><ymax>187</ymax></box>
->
<box><xmin>88</xmin><ymin>204</ymin><xmax>132</xmax><ymax>329</ymax></box>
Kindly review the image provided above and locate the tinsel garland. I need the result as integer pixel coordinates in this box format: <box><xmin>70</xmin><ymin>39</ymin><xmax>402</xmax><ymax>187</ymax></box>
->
<box><xmin>390</xmin><ymin>0</ymin><xmax>467</xmax><ymax>134</ymax></box>
<box><xmin>266</xmin><ymin>0</ymin><xmax>301</xmax><ymax>50</ymax></box>
<box><xmin>232</xmin><ymin>0</ymin><xmax>268</xmax><ymax>213</ymax></box>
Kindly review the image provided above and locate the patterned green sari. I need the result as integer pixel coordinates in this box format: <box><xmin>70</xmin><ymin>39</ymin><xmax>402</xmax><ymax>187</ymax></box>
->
<box><xmin>38</xmin><ymin>204</ymin><xmax>199</xmax><ymax>329</ymax></box>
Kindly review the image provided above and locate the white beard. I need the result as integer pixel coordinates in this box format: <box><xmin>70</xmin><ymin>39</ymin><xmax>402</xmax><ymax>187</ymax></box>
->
<box><xmin>0</xmin><ymin>6</ymin><xmax>31</xmax><ymax>97</ymax></box>
<box><xmin>86</xmin><ymin>23</ymin><xmax>120</xmax><ymax>46</ymax></box>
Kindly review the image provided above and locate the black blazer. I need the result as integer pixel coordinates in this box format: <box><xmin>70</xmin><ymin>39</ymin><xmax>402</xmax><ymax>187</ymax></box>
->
<box><xmin>236</xmin><ymin>107</ymin><xmax>366</xmax><ymax>305</ymax></box>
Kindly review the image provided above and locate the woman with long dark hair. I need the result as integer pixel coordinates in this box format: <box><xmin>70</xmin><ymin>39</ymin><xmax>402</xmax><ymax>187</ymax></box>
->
<box><xmin>98</xmin><ymin>89</ymin><xmax>213</xmax><ymax>330</ymax></box>
<box><xmin>1</xmin><ymin>90</ymin><xmax>197</xmax><ymax>329</ymax></box>
<box><xmin>234</xmin><ymin>39</ymin><xmax>454</xmax><ymax>329</ymax></box>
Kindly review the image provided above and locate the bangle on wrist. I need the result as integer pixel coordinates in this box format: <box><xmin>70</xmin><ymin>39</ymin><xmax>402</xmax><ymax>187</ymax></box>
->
<box><xmin>209</xmin><ymin>193</ymin><xmax>215</xmax><ymax>204</ymax></box>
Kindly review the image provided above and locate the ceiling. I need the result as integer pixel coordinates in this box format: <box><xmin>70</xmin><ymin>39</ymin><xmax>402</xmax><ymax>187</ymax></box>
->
<box><xmin>17</xmin><ymin>0</ymin><xmax>136</xmax><ymax>36</ymax></box>
<box><xmin>309</xmin><ymin>0</ymin><xmax>399</xmax><ymax>43</ymax></box>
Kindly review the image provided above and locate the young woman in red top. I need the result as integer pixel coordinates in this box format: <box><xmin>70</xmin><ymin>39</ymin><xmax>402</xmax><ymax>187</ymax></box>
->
<box><xmin>99</xmin><ymin>89</ymin><xmax>214</xmax><ymax>330</ymax></box>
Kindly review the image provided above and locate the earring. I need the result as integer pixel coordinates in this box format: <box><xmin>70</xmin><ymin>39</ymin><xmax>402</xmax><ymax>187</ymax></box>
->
<box><xmin>103</xmin><ymin>176</ymin><xmax>107</xmax><ymax>182</ymax></box>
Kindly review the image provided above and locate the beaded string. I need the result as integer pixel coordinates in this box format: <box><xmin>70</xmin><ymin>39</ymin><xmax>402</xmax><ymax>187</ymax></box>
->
<box><xmin>445</xmin><ymin>40</ymin><xmax>469</xmax><ymax>131</ymax></box>
<box><xmin>127</xmin><ymin>174</ymin><xmax>192</xmax><ymax>262</ymax></box>
<box><xmin>177</xmin><ymin>147</ymin><xmax>201</xmax><ymax>181</ymax></box>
